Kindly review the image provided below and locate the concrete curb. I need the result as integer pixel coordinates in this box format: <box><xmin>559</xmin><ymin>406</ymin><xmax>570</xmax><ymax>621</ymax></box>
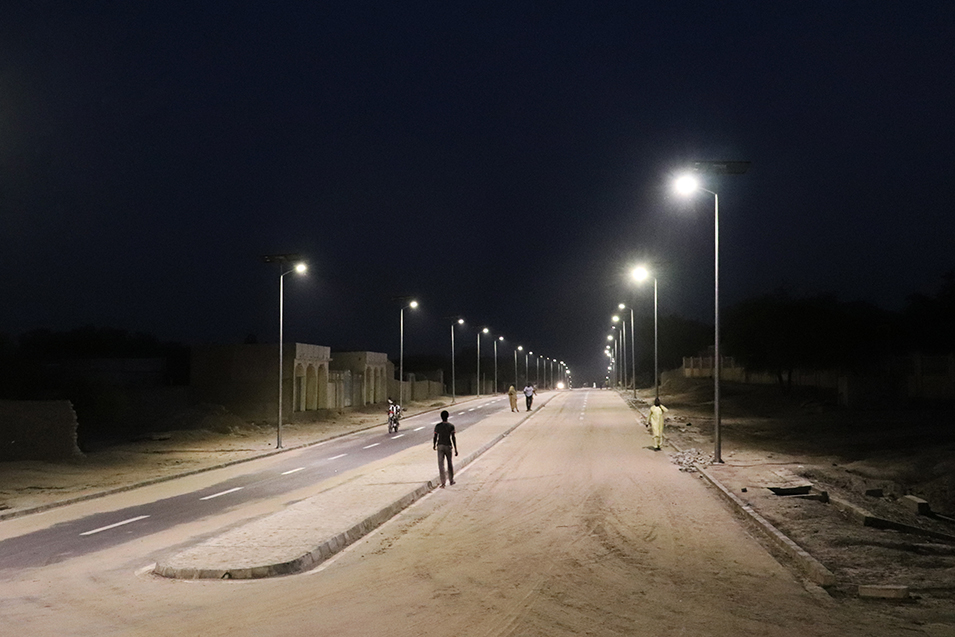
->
<box><xmin>618</xmin><ymin>391</ymin><xmax>838</xmax><ymax>588</ymax></box>
<box><xmin>0</xmin><ymin>399</ymin><xmax>472</xmax><ymax>522</ymax></box>
<box><xmin>153</xmin><ymin>394</ymin><xmax>556</xmax><ymax>580</ymax></box>
<box><xmin>693</xmin><ymin>463</ymin><xmax>837</xmax><ymax>587</ymax></box>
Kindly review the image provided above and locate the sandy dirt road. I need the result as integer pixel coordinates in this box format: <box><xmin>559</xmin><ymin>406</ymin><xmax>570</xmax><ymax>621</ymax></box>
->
<box><xmin>0</xmin><ymin>389</ymin><xmax>920</xmax><ymax>636</ymax></box>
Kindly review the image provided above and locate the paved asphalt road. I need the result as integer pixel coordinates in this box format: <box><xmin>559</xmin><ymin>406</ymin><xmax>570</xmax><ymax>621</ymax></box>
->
<box><xmin>0</xmin><ymin>395</ymin><xmax>509</xmax><ymax>572</ymax></box>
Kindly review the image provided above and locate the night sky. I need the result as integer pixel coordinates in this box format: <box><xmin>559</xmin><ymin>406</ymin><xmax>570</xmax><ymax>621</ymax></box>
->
<box><xmin>1</xmin><ymin>2</ymin><xmax>953</xmax><ymax>383</ymax></box>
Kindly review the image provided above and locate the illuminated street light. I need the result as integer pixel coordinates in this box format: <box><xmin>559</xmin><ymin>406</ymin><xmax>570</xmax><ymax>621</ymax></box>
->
<box><xmin>515</xmin><ymin>345</ymin><xmax>523</xmax><ymax>387</ymax></box>
<box><xmin>477</xmin><ymin>327</ymin><xmax>489</xmax><ymax>397</ymax></box>
<box><xmin>494</xmin><ymin>336</ymin><xmax>503</xmax><ymax>393</ymax></box>
<box><xmin>261</xmin><ymin>254</ymin><xmax>307</xmax><ymax>449</ymax></box>
<box><xmin>633</xmin><ymin>266</ymin><xmax>660</xmax><ymax>400</ymax></box>
<box><xmin>399</xmin><ymin>300</ymin><xmax>419</xmax><ymax>408</ymax></box>
<box><xmin>450</xmin><ymin>318</ymin><xmax>464</xmax><ymax>403</ymax></box>
<box><xmin>674</xmin><ymin>172</ymin><xmax>722</xmax><ymax>463</ymax></box>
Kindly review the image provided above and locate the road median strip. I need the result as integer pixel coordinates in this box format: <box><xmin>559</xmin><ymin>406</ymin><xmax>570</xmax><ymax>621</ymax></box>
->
<box><xmin>153</xmin><ymin>395</ymin><xmax>556</xmax><ymax>580</ymax></box>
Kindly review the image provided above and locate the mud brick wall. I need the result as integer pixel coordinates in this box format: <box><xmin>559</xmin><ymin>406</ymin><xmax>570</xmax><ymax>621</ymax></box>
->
<box><xmin>0</xmin><ymin>400</ymin><xmax>83</xmax><ymax>461</ymax></box>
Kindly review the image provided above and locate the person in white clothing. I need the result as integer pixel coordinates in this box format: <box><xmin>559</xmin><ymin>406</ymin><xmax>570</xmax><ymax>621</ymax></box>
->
<box><xmin>647</xmin><ymin>397</ymin><xmax>668</xmax><ymax>451</ymax></box>
<box><xmin>523</xmin><ymin>384</ymin><xmax>536</xmax><ymax>411</ymax></box>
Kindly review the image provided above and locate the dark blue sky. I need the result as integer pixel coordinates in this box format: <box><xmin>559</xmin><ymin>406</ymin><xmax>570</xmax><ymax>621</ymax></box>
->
<box><xmin>1</xmin><ymin>2</ymin><xmax>953</xmax><ymax>383</ymax></box>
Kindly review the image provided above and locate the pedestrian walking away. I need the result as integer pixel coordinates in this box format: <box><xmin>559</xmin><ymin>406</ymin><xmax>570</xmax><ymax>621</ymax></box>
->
<box><xmin>648</xmin><ymin>397</ymin><xmax>669</xmax><ymax>451</ymax></box>
<box><xmin>507</xmin><ymin>384</ymin><xmax>518</xmax><ymax>412</ymax></box>
<box><xmin>433</xmin><ymin>410</ymin><xmax>458</xmax><ymax>487</ymax></box>
<box><xmin>523</xmin><ymin>383</ymin><xmax>536</xmax><ymax>411</ymax></box>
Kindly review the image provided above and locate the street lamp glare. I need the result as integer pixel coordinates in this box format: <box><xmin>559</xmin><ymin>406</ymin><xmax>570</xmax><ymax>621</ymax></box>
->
<box><xmin>674</xmin><ymin>174</ymin><xmax>699</xmax><ymax>195</ymax></box>
<box><xmin>618</xmin><ymin>303</ymin><xmax>625</xmax><ymax>310</ymax></box>
<box><xmin>409</xmin><ymin>300</ymin><xmax>419</xmax><ymax>309</ymax></box>
<box><xmin>457</xmin><ymin>318</ymin><xmax>464</xmax><ymax>324</ymax></box>
<box><xmin>517</xmin><ymin>345</ymin><xmax>523</xmax><ymax>351</ymax></box>
<box><xmin>612</xmin><ymin>315</ymin><xmax>620</xmax><ymax>323</ymax></box>
<box><xmin>482</xmin><ymin>327</ymin><xmax>489</xmax><ymax>334</ymax></box>
<box><xmin>632</xmin><ymin>266</ymin><xmax>649</xmax><ymax>282</ymax></box>
<box><xmin>294</xmin><ymin>262</ymin><xmax>307</xmax><ymax>274</ymax></box>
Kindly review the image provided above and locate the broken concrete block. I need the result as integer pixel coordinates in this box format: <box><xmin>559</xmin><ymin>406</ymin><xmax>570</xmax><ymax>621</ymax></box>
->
<box><xmin>901</xmin><ymin>495</ymin><xmax>931</xmax><ymax>515</ymax></box>
<box><xmin>766</xmin><ymin>469</ymin><xmax>813</xmax><ymax>496</ymax></box>
<box><xmin>794</xmin><ymin>491</ymin><xmax>829</xmax><ymax>503</ymax></box>
<box><xmin>858</xmin><ymin>585</ymin><xmax>909</xmax><ymax>600</ymax></box>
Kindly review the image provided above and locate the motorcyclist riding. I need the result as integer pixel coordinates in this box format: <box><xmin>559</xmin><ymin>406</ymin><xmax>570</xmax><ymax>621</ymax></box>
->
<box><xmin>387</xmin><ymin>398</ymin><xmax>402</xmax><ymax>433</ymax></box>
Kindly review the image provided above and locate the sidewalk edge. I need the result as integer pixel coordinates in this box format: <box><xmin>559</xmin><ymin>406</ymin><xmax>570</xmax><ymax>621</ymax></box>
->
<box><xmin>153</xmin><ymin>394</ymin><xmax>558</xmax><ymax>580</ymax></box>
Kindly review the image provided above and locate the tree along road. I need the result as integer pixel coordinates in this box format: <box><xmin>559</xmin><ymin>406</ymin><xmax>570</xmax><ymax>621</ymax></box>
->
<box><xmin>0</xmin><ymin>390</ymin><xmax>919</xmax><ymax>636</ymax></box>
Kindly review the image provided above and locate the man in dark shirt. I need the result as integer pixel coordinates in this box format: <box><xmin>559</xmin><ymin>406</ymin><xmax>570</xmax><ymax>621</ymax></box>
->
<box><xmin>432</xmin><ymin>410</ymin><xmax>458</xmax><ymax>488</ymax></box>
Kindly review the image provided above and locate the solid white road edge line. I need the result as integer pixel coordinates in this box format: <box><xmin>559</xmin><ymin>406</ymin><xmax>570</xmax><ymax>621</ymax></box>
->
<box><xmin>199</xmin><ymin>487</ymin><xmax>243</xmax><ymax>501</ymax></box>
<box><xmin>80</xmin><ymin>515</ymin><xmax>150</xmax><ymax>536</ymax></box>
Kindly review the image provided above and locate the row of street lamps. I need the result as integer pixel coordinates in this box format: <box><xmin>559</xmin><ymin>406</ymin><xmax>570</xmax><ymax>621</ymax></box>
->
<box><xmin>600</xmin><ymin>170</ymin><xmax>731</xmax><ymax>464</ymax></box>
<box><xmin>604</xmin><ymin>267</ymin><xmax>656</xmax><ymax>398</ymax></box>
<box><xmin>448</xmin><ymin>318</ymin><xmax>567</xmax><ymax>402</ymax></box>
<box><xmin>401</xmin><ymin>305</ymin><xmax>570</xmax><ymax>408</ymax></box>
<box><xmin>261</xmin><ymin>267</ymin><xmax>570</xmax><ymax>448</ymax></box>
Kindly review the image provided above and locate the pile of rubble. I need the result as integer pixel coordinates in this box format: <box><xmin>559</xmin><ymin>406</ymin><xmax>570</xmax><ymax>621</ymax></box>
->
<box><xmin>669</xmin><ymin>447</ymin><xmax>714</xmax><ymax>472</ymax></box>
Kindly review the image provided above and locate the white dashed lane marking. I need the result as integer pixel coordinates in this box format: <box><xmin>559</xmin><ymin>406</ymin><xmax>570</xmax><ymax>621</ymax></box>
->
<box><xmin>200</xmin><ymin>487</ymin><xmax>243</xmax><ymax>501</ymax></box>
<box><xmin>329</xmin><ymin>454</ymin><xmax>347</xmax><ymax>460</ymax></box>
<box><xmin>281</xmin><ymin>467</ymin><xmax>305</xmax><ymax>475</ymax></box>
<box><xmin>80</xmin><ymin>515</ymin><xmax>150</xmax><ymax>536</ymax></box>
<box><xmin>363</xmin><ymin>443</ymin><xmax>380</xmax><ymax>449</ymax></box>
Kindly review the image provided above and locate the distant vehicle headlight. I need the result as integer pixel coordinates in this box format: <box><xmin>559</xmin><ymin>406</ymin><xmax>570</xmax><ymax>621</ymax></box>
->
<box><xmin>556</xmin><ymin>382</ymin><xmax>565</xmax><ymax>389</ymax></box>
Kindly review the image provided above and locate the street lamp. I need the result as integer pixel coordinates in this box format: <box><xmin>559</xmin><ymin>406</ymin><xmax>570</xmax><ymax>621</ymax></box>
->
<box><xmin>616</xmin><ymin>306</ymin><xmax>628</xmax><ymax>391</ymax></box>
<box><xmin>675</xmin><ymin>173</ymin><xmax>722</xmax><ymax>463</ymax></box>
<box><xmin>494</xmin><ymin>336</ymin><xmax>503</xmax><ymax>394</ymax></box>
<box><xmin>450</xmin><ymin>318</ymin><xmax>464</xmax><ymax>403</ymax></box>
<box><xmin>612</xmin><ymin>315</ymin><xmax>624</xmax><ymax>388</ymax></box>
<box><xmin>399</xmin><ymin>299</ymin><xmax>419</xmax><ymax>408</ymax></box>
<box><xmin>477</xmin><ymin>327</ymin><xmax>489</xmax><ymax>397</ymax></box>
<box><xmin>633</xmin><ymin>266</ymin><xmax>659</xmax><ymax>401</ymax></box>
<box><xmin>261</xmin><ymin>254</ymin><xmax>307</xmax><ymax>449</ymax></box>
<box><xmin>515</xmin><ymin>345</ymin><xmax>523</xmax><ymax>387</ymax></box>
<box><xmin>619</xmin><ymin>302</ymin><xmax>636</xmax><ymax>398</ymax></box>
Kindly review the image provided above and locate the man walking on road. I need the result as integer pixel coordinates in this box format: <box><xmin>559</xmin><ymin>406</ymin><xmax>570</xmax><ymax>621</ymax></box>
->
<box><xmin>523</xmin><ymin>383</ymin><xmax>536</xmax><ymax>411</ymax></box>
<box><xmin>433</xmin><ymin>410</ymin><xmax>458</xmax><ymax>488</ymax></box>
<box><xmin>648</xmin><ymin>397</ymin><xmax>668</xmax><ymax>451</ymax></box>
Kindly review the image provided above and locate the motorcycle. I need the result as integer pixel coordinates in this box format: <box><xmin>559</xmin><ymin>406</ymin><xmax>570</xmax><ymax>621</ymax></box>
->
<box><xmin>387</xmin><ymin>401</ymin><xmax>402</xmax><ymax>433</ymax></box>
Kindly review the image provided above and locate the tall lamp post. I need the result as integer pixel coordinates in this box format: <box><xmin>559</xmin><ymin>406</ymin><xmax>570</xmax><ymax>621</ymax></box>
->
<box><xmin>633</xmin><ymin>266</ymin><xmax>659</xmax><ymax>400</ymax></box>
<box><xmin>619</xmin><ymin>303</ymin><xmax>637</xmax><ymax>398</ymax></box>
<box><xmin>262</xmin><ymin>254</ymin><xmax>307</xmax><ymax>449</ymax></box>
<box><xmin>477</xmin><ymin>327</ymin><xmax>488</xmax><ymax>397</ymax></box>
<box><xmin>615</xmin><ymin>308</ymin><xmax>627</xmax><ymax>390</ymax></box>
<box><xmin>675</xmin><ymin>173</ymin><xmax>723</xmax><ymax>463</ymax></box>
<box><xmin>399</xmin><ymin>299</ymin><xmax>419</xmax><ymax>408</ymax></box>
<box><xmin>612</xmin><ymin>316</ymin><xmax>622</xmax><ymax>388</ymax></box>
<box><xmin>450</xmin><ymin>318</ymin><xmax>464</xmax><ymax>403</ymax></box>
<box><xmin>515</xmin><ymin>345</ymin><xmax>523</xmax><ymax>386</ymax></box>
<box><xmin>494</xmin><ymin>336</ymin><xmax>503</xmax><ymax>394</ymax></box>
